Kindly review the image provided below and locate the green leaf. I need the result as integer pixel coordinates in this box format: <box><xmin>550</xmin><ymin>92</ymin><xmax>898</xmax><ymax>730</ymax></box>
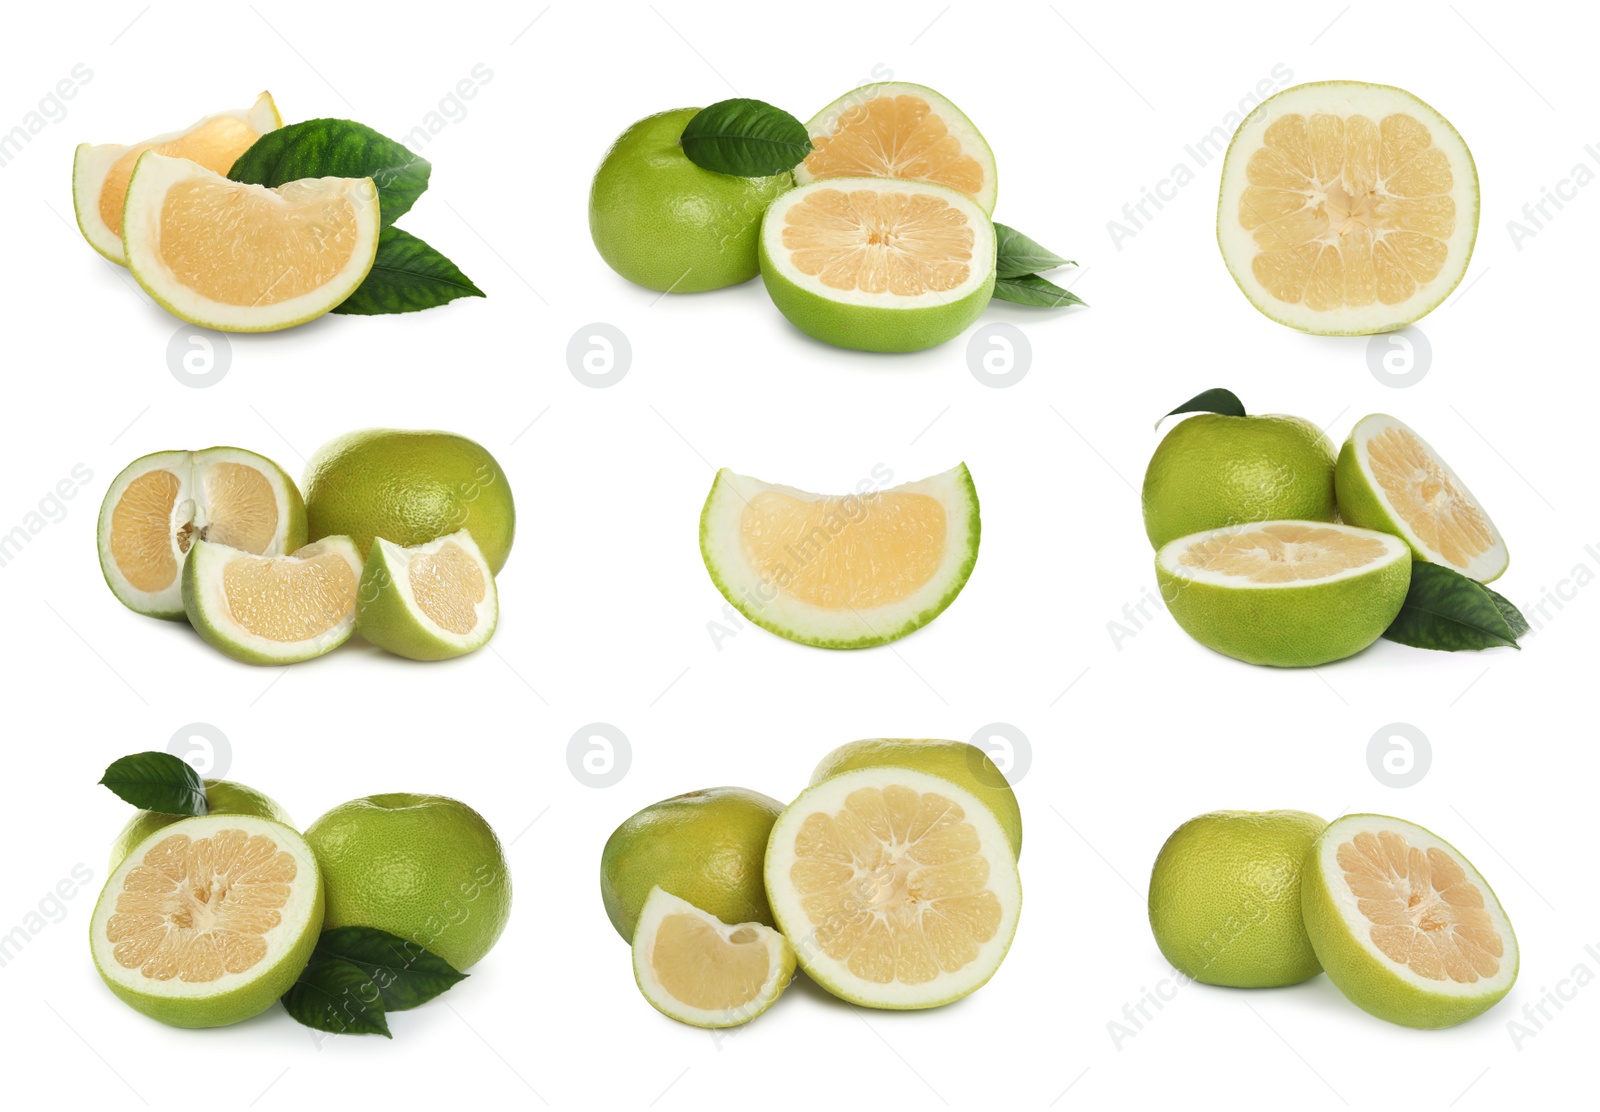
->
<box><xmin>680</xmin><ymin>99</ymin><xmax>811</xmax><ymax>177</ymax></box>
<box><xmin>1383</xmin><ymin>562</ymin><xmax>1523</xmax><ymax>652</ymax></box>
<box><xmin>281</xmin><ymin>952</ymin><xmax>391</xmax><ymax>1038</ymax></box>
<box><xmin>1157</xmin><ymin>388</ymin><xmax>1246</xmax><ymax>429</ymax></box>
<box><xmin>991</xmin><ymin>273</ymin><xmax>1087</xmax><ymax>308</ymax></box>
<box><xmin>331</xmin><ymin>227</ymin><xmax>484</xmax><ymax>315</ymax></box>
<box><xmin>993</xmin><ymin>223</ymin><xmax>1074</xmax><ymax>279</ymax></box>
<box><xmin>229</xmin><ymin>119</ymin><xmax>430</xmax><ymax>228</ymax></box>
<box><xmin>1482</xmin><ymin>583</ymin><xmax>1530</xmax><ymax>640</ymax></box>
<box><xmin>311</xmin><ymin>927</ymin><xmax>466</xmax><ymax>1012</ymax></box>
<box><xmin>99</xmin><ymin>752</ymin><xmax>206</xmax><ymax>816</ymax></box>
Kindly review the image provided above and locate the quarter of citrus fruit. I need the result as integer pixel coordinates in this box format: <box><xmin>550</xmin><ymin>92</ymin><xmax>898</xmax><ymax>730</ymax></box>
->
<box><xmin>1217</xmin><ymin>81</ymin><xmax>1478</xmax><ymax>335</ymax></box>
<box><xmin>303</xmin><ymin>429</ymin><xmax>516</xmax><ymax>573</ymax></box>
<box><xmin>356</xmin><ymin>529</ymin><xmax>498</xmax><ymax>660</ymax></box>
<box><xmin>795</xmin><ymin>82</ymin><xmax>997</xmax><ymax>214</ymax></box>
<box><xmin>304</xmin><ymin>793</ymin><xmax>512</xmax><ymax>971</ymax></box>
<box><xmin>765</xmin><ymin>766</ymin><xmax>1021</xmax><ymax>1009</ymax></box>
<box><xmin>73</xmin><ymin>92</ymin><xmax>281</xmax><ymax>265</ymax></box>
<box><xmin>89</xmin><ymin>814</ymin><xmax>323</xmax><ymax>1028</ymax></box>
<box><xmin>1147</xmin><ymin>810</ymin><xmax>1326</xmax><ymax>988</ymax></box>
<box><xmin>759</xmin><ymin>177</ymin><xmax>996</xmax><ymax>352</ymax></box>
<box><xmin>601</xmin><ymin>787</ymin><xmax>782</xmax><ymax>943</ymax></box>
<box><xmin>109</xmin><ymin>779</ymin><xmax>295</xmax><ymax>874</ymax></box>
<box><xmin>1156</xmin><ymin>520</ymin><xmax>1411</xmax><ymax>667</ymax></box>
<box><xmin>1142</xmin><ymin>413</ymin><xmax>1337</xmax><ymax>550</ymax></box>
<box><xmin>1336</xmin><ymin>413</ymin><xmax>1507</xmax><ymax>582</ymax></box>
<box><xmin>1302</xmin><ymin>813</ymin><xmax>1517</xmax><ymax>1028</ymax></box>
<box><xmin>589</xmin><ymin>108</ymin><xmax>793</xmax><ymax>293</ymax></box>
<box><xmin>183</xmin><ymin>537</ymin><xmax>362</xmax><ymax>665</ymax></box>
<box><xmin>700</xmin><ymin>463</ymin><xmax>980</xmax><ymax>648</ymax></box>
<box><xmin>123</xmin><ymin>152</ymin><xmax>379</xmax><ymax>332</ymax></box>
<box><xmin>632</xmin><ymin>887</ymin><xmax>795</xmax><ymax>1028</ymax></box>
<box><xmin>810</xmin><ymin>739</ymin><xmax>1021</xmax><ymax>859</ymax></box>
<box><xmin>98</xmin><ymin>447</ymin><xmax>307</xmax><ymax>620</ymax></box>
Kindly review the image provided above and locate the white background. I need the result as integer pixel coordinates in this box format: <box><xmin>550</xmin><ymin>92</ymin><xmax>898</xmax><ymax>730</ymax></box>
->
<box><xmin>1</xmin><ymin>2</ymin><xmax>1596</xmax><ymax>1108</ymax></box>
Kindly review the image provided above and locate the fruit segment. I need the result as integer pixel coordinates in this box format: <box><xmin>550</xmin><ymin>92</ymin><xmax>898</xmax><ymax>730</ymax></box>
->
<box><xmin>182</xmin><ymin>536</ymin><xmax>363</xmax><ymax>665</ymax></box>
<box><xmin>632</xmin><ymin>888</ymin><xmax>795</xmax><ymax>1028</ymax></box>
<box><xmin>356</xmin><ymin>529</ymin><xmax>498</xmax><ymax>661</ymax></box>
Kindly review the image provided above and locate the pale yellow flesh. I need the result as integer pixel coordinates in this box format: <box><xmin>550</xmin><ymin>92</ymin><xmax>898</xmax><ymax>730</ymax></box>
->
<box><xmin>100</xmin><ymin>116</ymin><xmax>262</xmax><ymax>235</ymax></box>
<box><xmin>105</xmin><ymin>827</ymin><xmax>296</xmax><ymax>983</ymax></box>
<box><xmin>649</xmin><ymin>914</ymin><xmax>772</xmax><ymax>1011</ymax></box>
<box><xmin>1336</xmin><ymin>828</ymin><xmax>1504</xmax><ymax>983</ymax></box>
<box><xmin>788</xmin><ymin>785</ymin><xmax>1002</xmax><ymax>986</ymax></box>
<box><xmin>780</xmin><ymin>187</ymin><xmax>975</xmax><ymax>296</ymax></box>
<box><xmin>409</xmin><ymin>541</ymin><xmax>487</xmax><ymax>634</ymax></box>
<box><xmin>110</xmin><ymin>462</ymin><xmax>280</xmax><ymax>594</ymax></box>
<box><xmin>739</xmin><ymin>489</ymin><xmax>947</xmax><ymax>608</ymax></box>
<box><xmin>804</xmin><ymin>93</ymin><xmax>986</xmax><ymax>202</ymax></box>
<box><xmin>1240</xmin><ymin>112</ymin><xmax>1455</xmax><ymax>311</ymax></box>
<box><xmin>221</xmin><ymin>548</ymin><xmax>356</xmax><ymax>642</ymax></box>
<box><xmin>1178</xmin><ymin>522</ymin><xmax>1391</xmax><ymax>583</ymax></box>
<box><xmin>1365</xmin><ymin>426</ymin><xmax>1495</xmax><ymax>571</ymax></box>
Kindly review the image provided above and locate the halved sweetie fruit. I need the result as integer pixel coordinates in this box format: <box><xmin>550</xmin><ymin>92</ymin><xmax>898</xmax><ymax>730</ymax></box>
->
<box><xmin>1302</xmin><ymin>813</ymin><xmax>1517</xmax><ymax>1028</ymax></box>
<box><xmin>758</xmin><ymin>177</ymin><xmax>996</xmax><ymax>353</ymax></box>
<box><xmin>1217</xmin><ymin>81</ymin><xmax>1478</xmax><ymax>335</ymax></box>
<box><xmin>1155</xmin><ymin>520</ymin><xmax>1411</xmax><ymax>667</ymax></box>
<box><xmin>98</xmin><ymin>448</ymin><xmax>307</xmax><ymax>619</ymax></box>
<box><xmin>700</xmin><ymin>463</ymin><xmax>980</xmax><ymax>648</ymax></box>
<box><xmin>183</xmin><ymin>537</ymin><xmax>362</xmax><ymax>665</ymax></box>
<box><xmin>1336</xmin><ymin>413</ymin><xmax>1507</xmax><ymax>582</ymax></box>
<box><xmin>765</xmin><ymin>765</ymin><xmax>1022</xmax><ymax>1009</ymax></box>
<box><xmin>795</xmin><ymin>83</ymin><xmax>997</xmax><ymax>214</ymax></box>
<box><xmin>356</xmin><ymin>529</ymin><xmax>498</xmax><ymax>660</ymax></box>
<box><xmin>73</xmin><ymin>92</ymin><xmax>282</xmax><ymax>265</ymax></box>
<box><xmin>89</xmin><ymin>814</ymin><xmax>324</xmax><ymax>1028</ymax></box>
<box><xmin>123</xmin><ymin>152</ymin><xmax>379</xmax><ymax>332</ymax></box>
<box><xmin>632</xmin><ymin>887</ymin><xmax>795</xmax><ymax>1028</ymax></box>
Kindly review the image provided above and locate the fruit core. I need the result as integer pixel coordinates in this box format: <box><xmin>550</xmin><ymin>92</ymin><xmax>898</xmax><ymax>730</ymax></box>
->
<box><xmin>110</xmin><ymin>462</ymin><xmax>279</xmax><ymax>591</ymax></box>
<box><xmin>1179</xmin><ymin>523</ymin><xmax>1390</xmax><ymax>583</ymax></box>
<box><xmin>781</xmin><ymin>187</ymin><xmax>974</xmax><ymax>295</ymax></box>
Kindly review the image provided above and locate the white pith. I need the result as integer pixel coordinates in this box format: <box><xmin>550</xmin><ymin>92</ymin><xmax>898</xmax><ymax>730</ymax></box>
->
<box><xmin>1157</xmin><ymin>519</ymin><xmax>1410</xmax><ymax>589</ymax></box>
<box><xmin>631</xmin><ymin>888</ymin><xmax>792</xmax><ymax>1027</ymax></box>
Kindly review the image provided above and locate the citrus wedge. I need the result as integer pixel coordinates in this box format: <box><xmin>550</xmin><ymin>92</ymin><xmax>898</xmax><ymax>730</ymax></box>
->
<box><xmin>98</xmin><ymin>448</ymin><xmax>307</xmax><ymax>620</ymax></box>
<box><xmin>758</xmin><ymin>177</ymin><xmax>996</xmax><ymax>352</ymax></box>
<box><xmin>73</xmin><ymin>92</ymin><xmax>281</xmax><ymax>265</ymax></box>
<box><xmin>1217</xmin><ymin>81</ymin><xmax>1478</xmax><ymax>334</ymax></box>
<box><xmin>765</xmin><ymin>766</ymin><xmax>1022</xmax><ymax>1009</ymax></box>
<box><xmin>1302</xmin><ymin>813</ymin><xmax>1518</xmax><ymax>1028</ymax></box>
<box><xmin>1156</xmin><ymin>520</ymin><xmax>1411</xmax><ymax>666</ymax></box>
<box><xmin>89</xmin><ymin>814</ymin><xmax>323</xmax><ymax>1028</ymax></box>
<box><xmin>795</xmin><ymin>83</ymin><xmax>997</xmax><ymax>214</ymax></box>
<box><xmin>123</xmin><ymin>152</ymin><xmax>379</xmax><ymax>332</ymax></box>
<box><xmin>1336</xmin><ymin>413</ymin><xmax>1507</xmax><ymax>582</ymax></box>
<box><xmin>356</xmin><ymin>529</ymin><xmax>498</xmax><ymax>660</ymax></box>
<box><xmin>632</xmin><ymin>887</ymin><xmax>795</xmax><ymax>1028</ymax></box>
<box><xmin>182</xmin><ymin>537</ymin><xmax>362</xmax><ymax>665</ymax></box>
<box><xmin>700</xmin><ymin>463</ymin><xmax>980</xmax><ymax>648</ymax></box>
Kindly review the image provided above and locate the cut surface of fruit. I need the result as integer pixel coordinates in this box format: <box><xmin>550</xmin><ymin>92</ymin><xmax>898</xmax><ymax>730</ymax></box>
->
<box><xmin>73</xmin><ymin>92</ymin><xmax>281</xmax><ymax>265</ymax></box>
<box><xmin>1156</xmin><ymin>520</ymin><xmax>1411</xmax><ymax>666</ymax></box>
<box><xmin>183</xmin><ymin>537</ymin><xmax>362</xmax><ymax>665</ymax></box>
<box><xmin>1217</xmin><ymin>81</ymin><xmax>1478</xmax><ymax>334</ymax></box>
<box><xmin>1302</xmin><ymin>813</ymin><xmax>1517</xmax><ymax>1028</ymax></box>
<box><xmin>765</xmin><ymin>766</ymin><xmax>1022</xmax><ymax>1009</ymax></box>
<box><xmin>1336</xmin><ymin>413</ymin><xmax>1507</xmax><ymax>582</ymax></box>
<box><xmin>632</xmin><ymin>887</ymin><xmax>795</xmax><ymax>1028</ymax></box>
<box><xmin>98</xmin><ymin>447</ymin><xmax>306</xmax><ymax>619</ymax></box>
<box><xmin>759</xmin><ymin>177</ymin><xmax>996</xmax><ymax>352</ymax></box>
<box><xmin>89</xmin><ymin>814</ymin><xmax>323</xmax><ymax>1028</ymax></box>
<box><xmin>124</xmin><ymin>152</ymin><xmax>379</xmax><ymax>332</ymax></box>
<box><xmin>796</xmin><ymin>83</ymin><xmax>997</xmax><ymax>214</ymax></box>
<box><xmin>700</xmin><ymin>463</ymin><xmax>979</xmax><ymax>648</ymax></box>
<box><xmin>356</xmin><ymin>529</ymin><xmax>498</xmax><ymax>660</ymax></box>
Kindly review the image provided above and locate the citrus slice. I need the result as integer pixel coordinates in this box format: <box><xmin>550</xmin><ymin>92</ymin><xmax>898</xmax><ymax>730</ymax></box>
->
<box><xmin>1217</xmin><ymin>81</ymin><xmax>1478</xmax><ymax>335</ymax></box>
<box><xmin>765</xmin><ymin>766</ymin><xmax>1022</xmax><ymax>1009</ymax></box>
<box><xmin>98</xmin><ymin>448</ymin><xmax>307</xmax><ymax>620</ymax></box>
<box><xmin>1336</xmin><ymin>413</ymin><xmax>1507</xmax><ymax>582</ymax></box>
<box><xmin>73</xmin><ymin>92</ymin><xmax>281</xmax><ymax>266</ymax></box>
<box><xmin>356</xmin><ymin>529</ymin><xmax>498</xmax><ymax>660</ymax></box>
<box><xmin>123</xmin><ymin>152</ymin><xmax>379</xmax><ymax>332</ymax></box>
<box><xmin>1302</xmin><ymin>813</ymin><xmax>1518</xmax><ymax>1028</ymax></box>
<box><xmin>795</xmin><ymin>83</ymin><xmax>997</xmax><ymax>214</ymax></box>
<box><xmin>758</xmin><ymin>177</ymin><xmax>996</xmax><ymax>352</ymax></box>
<box><xmin>89</xmin><ymin>814</ymin><xmax>324</xmax><ymax>1028</ymax></box>
<box><xmin>182</xmin><ymin>537</ymin><xmax>362</xmax><ymax>665</ymax></box>
<box><xmin>700</xmin><ymin>463</ymin><xmax>980</xmax><ymax>648</ymax></box>
<box><xmin>1155</xmin><ymin>520</ymin><xmax>1411</xmax><ymax>667</ymax></box>
<box><xmin>632</xmin><ymin>887</ymin><xmax>795</xmax><ymax>1028</ymax></box>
